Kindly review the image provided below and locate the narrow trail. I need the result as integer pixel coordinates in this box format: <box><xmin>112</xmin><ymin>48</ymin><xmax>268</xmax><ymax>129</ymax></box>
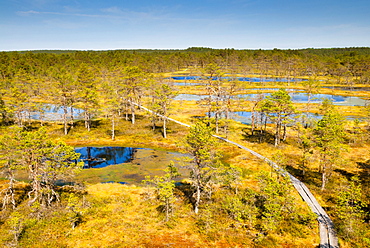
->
<box><xmin>133</xmin><ymin>102</ymin><xmax>339</xmax><ymax>248</ymax></box>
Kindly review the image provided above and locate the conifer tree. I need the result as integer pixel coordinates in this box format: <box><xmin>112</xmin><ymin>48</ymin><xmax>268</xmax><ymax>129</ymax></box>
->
<box><xmin>122</xmin><ymin>66</ymin><xmax>147</xmax><ymax>125</ymax></box>
<box><xmin>184</xmin><ymin>121</ymin><xmax>221</xmax><ymax>214</ymax></box>
<box><xmin>154</xmin><ymin>84</ymin><xmax>177</xmax><ymax>138</ymax></box>
<box><xmin>49</xmin><ymin>67</ymin><xmax>78</xmax><ymax>135</ymax></box>
<box><xmin>144</xmin><ymin>161</ymin><xmax>180</xmax><ymax>222</ymax></box>
<box><xmin>301</xmin><ymin>78</ymin><xmax>321</xmax><ymax>127</ymax></box>
<box><xmin>258</xmin><ymin>89</ymin><xmax>296</xmax><ymax>146</ymax></box>
<box><xmin>336</xmin><ymin>177</ymin><xmax>366</xmax><ymax>239</ymax></box>
<box><xmin>76</xmin><ymin>63</ymin><xmax>99</xmax><ymax>132</ymax></box>
<box><xmin>314</xmin><ymin>102</ymin><xmax>347</xmax><ymax>190</ymax></box>
<box><xmin>0</xmin><ymin>127</ymin><xmax>83</xmax><ymax>207</ymax></box>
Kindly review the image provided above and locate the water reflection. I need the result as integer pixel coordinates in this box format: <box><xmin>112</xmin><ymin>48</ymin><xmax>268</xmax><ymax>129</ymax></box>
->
<box><xmin>74</xmin><ymin>146</ymin><xmax>191</xmax><ymax>184</ymax></box>
<box><xmin>238</xmin><ymin>77</ymin><xmax>306</xmax><ymax>83</ymax></box>
<box><xmin>231</xmin><ymin>111</ymin><xmax>321</xmax><ymax>125</ymax></box>
<box><xmin>175</xmin><ymin>94</ymin><xmax>206</xmax><ymax>101</ymax></box>
<box><xmin>230</xmin><ymin>111</ymin><xmax>363</xmax><ymax>125</ymax></box>
<box><xmin>323</xmin><ymin>86</ymin><xmax>370</xmax><ymax>91</ymax></box>
<box><xmin>75</xmin><ymin>146</ymin><xmax>190</xmax><ymax>168</ymax></box>
<box><xmin>170</xmin><ymin>76</ymin><xmax>306</xmax><ymax>82</ymax></box>
<box><xmin>245</xmin><ymin>88</ymin><xmax>303</xmax><ymax>91</ymax></box>
<box><xmin>75</xmin><ymin>147</ymin><xmax>136</xmax><ymax>168</ymax></box>
<box><xmin>175</xmin><ymin>93</ymin><xmax>367</xmax><ymax>106</ymax></box>
<box><xmin>174</xmin><ymin>82</ymin><xmax>203</xmax><ymax>86</ymax></box>
<box><xmin>29</xmin><ymin>103</ymin><xmax>84</xmax><ymax>121</ymax></box>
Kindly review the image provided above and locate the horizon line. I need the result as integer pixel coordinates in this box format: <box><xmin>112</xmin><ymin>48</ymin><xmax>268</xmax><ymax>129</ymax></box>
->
<box><xmin>2</xmin><ymin>46</ymin><xmax>370</xmax><ymax>52</ymax></box>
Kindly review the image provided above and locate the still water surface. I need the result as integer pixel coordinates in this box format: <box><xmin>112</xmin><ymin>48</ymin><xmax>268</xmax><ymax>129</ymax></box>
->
<box><xmin>175</xmin><ymin>93</ymin><xmax>367</xmax><ymax>106</ymax></box>
<box><xmin>74</xmin><ymin>147</ymin><xmax>190</xmax><ymax>184</ymax></box>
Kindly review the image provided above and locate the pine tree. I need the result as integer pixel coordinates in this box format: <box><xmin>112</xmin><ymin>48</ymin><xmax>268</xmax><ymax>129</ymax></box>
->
<box><xmin>144</xmin><ymin>161</ymin><xmax>180</xmax><ymax>222</ymax></box>
<box><xmin>0</xmin><ymin>127</ymin><xmax>83</xmax><ymax>206</ymax></box>
<box><xmin>75</xmin><ymin>63</ymin><xmax>99</xmax><ymax>132</ymax></box>
<box><xmin>314</xmin><ymin>102</ymin><xmax>347</xmax><ymax>190</ymax></box>
<box><xmin>336</xmin><ymin>177</ymin><xmax>367</xmax><ymax>242</ymax></box>
<box><xmin>154</xmin><ymin>84</ymin><xmax>177</xmax><ymax>138</ymax></box>
<box><xmin>258</xmin><ymin>89</ymin><xmax>296</xmax><ymax>146</ymax></box>
<box><xmin>122</xmin><ymin>66</ymin><xmax>147</xmax><ymax>125</ymax></box>
<box><xmin>184</xmin><ymin>121</ymin><xmax>222</xmax><ymax>214</ymax></box>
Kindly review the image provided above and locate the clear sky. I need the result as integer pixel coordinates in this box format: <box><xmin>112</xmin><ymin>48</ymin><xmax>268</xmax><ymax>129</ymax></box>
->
<box><xmin>1</xmin><ymin>0</ymin><xmax>369</xmax><ymax>51</ymax></box>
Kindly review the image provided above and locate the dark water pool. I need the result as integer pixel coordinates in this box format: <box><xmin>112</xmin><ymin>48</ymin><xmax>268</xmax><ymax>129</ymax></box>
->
<box><xmin>74</xmin><ymin>146</ymin><xmax>191</xmax><ymax>184</ymax></box>
<box><xmin>75</xmin><ymin>147</ymin><xmax>189</xmax><ymax>169</ymax></box>
<box><xmin>75</xmin><ymin>147</ymin><xmax>136</xmax><ymax>168</ymax></box>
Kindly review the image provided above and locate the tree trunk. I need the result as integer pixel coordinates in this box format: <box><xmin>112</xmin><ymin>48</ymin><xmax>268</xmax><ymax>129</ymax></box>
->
<box><xmin>275</xmin><ymin>123</ymin><xmax>280</xmax><ymax>147</ymax></box>
<box><xmin>215</xmin><ymin>112</ymin><xmax>219</xmax><ymax>134</ymax></box>
<box><xmin>224</xmin><ymin>107</ymin><xmax>229</xmax><ymax>136</ymax></box>
<box><xmin>163</xmin><ymin>118</ymin><xmax>167</xmax><ymax>138</ymax></box>
<box><xmin>87</xmin><ymin>113</ymin><xmax>91</xmax><ymax>132</ymax></box>
<box><xmin>194</xmin><ymin>184</ymin><xmax>200</xmax><ymax>214</ymax></box>
<box><xmin>70</xmin><ymin>106</ymin><xmax>74</xmax><ymax>129</ymax></box>
<box><xmin>165</xmin><ymin>199</ymin><xmax>169</xmax><ymax>222</ymax></box>
<box><xmin>275</xmin><ymin>116</ymin><xmax>282</xmax><ymax>147</ymax></box>
<box><xmin>131</xmin><ymin>101</ymin><xmax>135</xmax><ymax>125</ymax></box>
<box><xmin>251</xmin><ymin>111</ymin><xmax>255</xmax><ymax>136</ymax></box>
<box><xmin>63</xmin><ymin>104</ymin><xmax>68</xmax><ymax>135</ymax></box>
<box><xmin>125</xmin><ymin>102</ymin><xmax>129</xmax><ymax>121</ymax></box>
<box><xmin>152</xmin><ymin>115</ymin><xmax>156</xmax><ymax>130</ymax></box>
<box><xmin>84</xmin><ymin>111</ymin><xmax>91</xmax><ymax>131</ymax></box>
<box><xmin>111</xmin><ymin>115</ymin><xmax>115</xmax><ymax>141</ymax></box>
<box><xmin>84</xmin><ymin>112</ymin><xmax>87</xmax><ymax>129</ymax></box>
<box><xmin>321</xmin><ymin>170</ymin><xmax>327</xmax><ymax>190</ymax></box>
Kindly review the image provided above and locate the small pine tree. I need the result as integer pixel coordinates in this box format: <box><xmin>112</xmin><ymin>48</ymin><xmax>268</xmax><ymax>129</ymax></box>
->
<box><xmin>336</xmin><ymin>177</ymin><xmax>366</xmax><ymax>242</ymax></box>
<box><xmin>314</xmin><ymin>102</ymin><xmax>347</xmax><ymax>190</ymax></box>
<box><xmin>144</xmin><ymin>161</ymin><xmax>180</xmax><ymax>222</ymax></box>
<box><xmin>184</xmin><ymin>121</ymin><xmax>222</xmax><ymax>214</ymax></box>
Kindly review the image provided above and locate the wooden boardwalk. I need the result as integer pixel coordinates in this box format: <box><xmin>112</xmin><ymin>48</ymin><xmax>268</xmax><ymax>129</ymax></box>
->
<box><xmin>133</xmin><ymin>102</ymin><xmax>339</xmax><ymax>248</ymax></box>
<box><xmin>214</xmin><ymin>136</ymin><xmax>339</xmax><ymax>248</ymax></box>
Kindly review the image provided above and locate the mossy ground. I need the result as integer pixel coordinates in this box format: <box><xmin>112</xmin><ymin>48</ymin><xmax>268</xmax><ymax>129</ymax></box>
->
<box><xmin>1</xmin><ymin>74</ymin><xmax>369</xmax><ymax>247</ymax></box>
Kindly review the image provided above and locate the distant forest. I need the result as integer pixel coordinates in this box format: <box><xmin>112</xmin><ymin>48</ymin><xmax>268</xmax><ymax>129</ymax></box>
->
<box><xmin>1</xmin><ymin>47</ymin><xmax>370</xmax><ymax>87</ymax></box>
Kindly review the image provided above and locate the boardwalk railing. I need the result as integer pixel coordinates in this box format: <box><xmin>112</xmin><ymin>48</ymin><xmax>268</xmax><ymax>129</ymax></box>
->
<box><xmin>132</xmin><ymin>101</ymin><xmax>339</xmax><ymax>248</ymax></box>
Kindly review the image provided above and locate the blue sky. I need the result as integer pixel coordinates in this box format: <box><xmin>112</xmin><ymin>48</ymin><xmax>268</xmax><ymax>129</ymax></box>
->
<box><xmin>1</xmin><ymin>0</ymin><xmax>369</xmax><ymax>51</ymax></box>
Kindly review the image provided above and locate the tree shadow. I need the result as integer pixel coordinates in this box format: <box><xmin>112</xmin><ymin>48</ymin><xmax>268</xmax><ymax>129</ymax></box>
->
<box><xmin>357</xmin><ymin>160</ymin><xmax>370</xmax><ymax>187</ymax></box>
<box><xmin>175</xmin><ymin>182</ymin><xmax>195</xmax><ymax>208</ymax></box>
<box><xmin>90</xmin><ymin>119</ymin><xmax>103</xmax><ymax>128</ymax></box>
<box><xmin>285</xmin><ymin>165</ymin><xmax>322</xmax><ymax>187</ymax></box>
<box><xmin>333</xmin><ymin>168</ymin><xmax>356</xmax><ymax>181</ymax></box>
<box><xmin>241</xmin><ymin>127</ymin><xmax>275</xmax><ymax>144</ymax></box>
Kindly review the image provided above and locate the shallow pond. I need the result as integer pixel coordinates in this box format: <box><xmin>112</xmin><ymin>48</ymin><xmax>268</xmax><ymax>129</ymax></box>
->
<box><xmin>174</xmin><ymin>82</ymin><xmax>203</xmax><ymax>86</ymax></box>
<box><xmin>231</xmin><ymin>111</ymin><xmax>323</xmax><ymax>125</ymax></box>
<box><xmin>170</xmin><ymin>76</ymin><xmax>306</xmax><ymax>83</ymax></box>
<box><xmin>323</xmin><ymin>86</ymin><xmax>370</xmax><ymax>91</ymax></box>
<box><xmin>229</xmin><ymin>111</ymin><xmax>363</xmax><ymax>125</ymax></box>
<box><xmin>29</xmin><ymin>103</ymin><xmax>84</xmax><ymax>121</ymax></box>
<box><xmin>175</xmin><ymin>94</ymin><xmax>206</xmax><ymax>101</ymax></box>
<box><xmin>175</xmin><ymin>93</ymin><xmax>367</xmax><ymax>106</ymax></box>
<box><xmin>244</xmin><ymin>88</ymin><xmax>303</xmax><ymax>91</ymax></box>
<box><xmin>74</xmin><ymin>147</ymin><xmax>191</xmax><ymax>184</ymax></box>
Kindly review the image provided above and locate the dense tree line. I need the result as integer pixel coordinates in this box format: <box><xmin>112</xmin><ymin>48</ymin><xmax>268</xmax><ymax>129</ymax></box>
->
<box><xmin>1</xmin><ymin>47</ymin><xmax>370</xmax><ymax>81</ymax></box>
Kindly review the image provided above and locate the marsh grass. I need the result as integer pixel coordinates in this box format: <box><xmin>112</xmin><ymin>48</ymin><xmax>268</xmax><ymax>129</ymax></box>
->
<box><xmin>1</xmin><ymin>77</ymin><xmax>369</xmax><ymax>247</ymax></box>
